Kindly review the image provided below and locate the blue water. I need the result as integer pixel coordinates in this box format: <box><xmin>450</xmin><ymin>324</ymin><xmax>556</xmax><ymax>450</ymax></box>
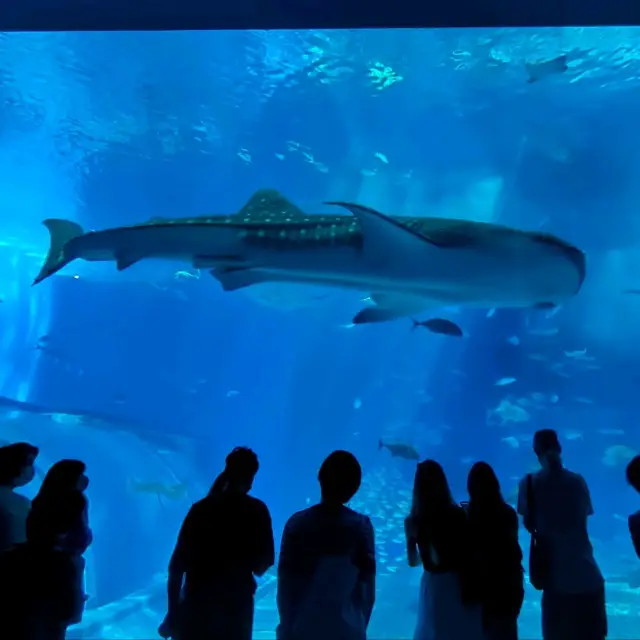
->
<box><xmin>1</xmin><ymin>26</ymin><xmax>640</xmax><ymax>639</ymax></box>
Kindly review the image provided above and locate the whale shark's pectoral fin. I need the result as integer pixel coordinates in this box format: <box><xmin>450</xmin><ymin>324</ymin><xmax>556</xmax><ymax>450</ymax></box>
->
<box><xmin>115</xmin><ymin>253</ymin><xmax>142</xmax><ymax>271</ymax></box>
<box><xmin>209</xmin><ymin>266</ymin><xmax>269</xmax><ymax>291</ymax></box>
<box><xmin>353</xmin><ymin>293</ymin><xmax>433</xmax><ymax>324</ymax></box>
<box><xmin>325</xmin><ymin>202</ymin><xmax>442</xmax><ymax>266</ymax></box>
<box><xmin>353</xmin><ymin>307</ymin><xmax>405</xmax><ymax>324</ymax></box>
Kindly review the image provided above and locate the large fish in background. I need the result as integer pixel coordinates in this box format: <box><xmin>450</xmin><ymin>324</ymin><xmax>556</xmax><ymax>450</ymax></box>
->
<box><xmin>32</xmin><ymin>189</ymin><xmax>586</xmax><ymax>324</ymax></box>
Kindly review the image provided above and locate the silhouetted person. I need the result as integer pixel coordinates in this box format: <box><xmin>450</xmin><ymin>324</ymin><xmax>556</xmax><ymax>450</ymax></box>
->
<box><xmin>405</xmin><ymin>459</ymin><xmax>483</xmax><ymax>640</ymax></box>
<box><xmin>0</xmin><ymin>458</ymin><xmax>92</xmax><ymax>639</ymax></box>
<box><xmin>27</xmin><ymin>459</ymin><xmax>92</xmax><ymax>556</ymax></box>
<box><xmin>277</xmin><ymin>450</ymin><xmax>375</xmax><ymax>640</ymax></box>
<box><xmin>0</xmin><ymin>442</ymin><xmax>39</xmax><ymax>552</ymax></box>
<box><xmin>626</xmin><ymin>455</ymin><xmax>640</xmax><ymax>559</ymax></box>
<box><xmin>160</xmin><ymin>447</ymin><xmax>274</xmax><ymax>640</ymax></box>
<box><xmin>517</xmin><ymin>429</ymin><xmax>605</xmax><ymax>640</ymax></box>
<box><xmin>466</xmin><ymin>461</ymin><xmax>524</xmax><ymax>640</ymax></box>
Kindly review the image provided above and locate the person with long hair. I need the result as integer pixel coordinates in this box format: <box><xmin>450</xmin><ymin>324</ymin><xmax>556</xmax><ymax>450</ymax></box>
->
<box><xmin>466</xmin><ymin>461</ymin><xmax>524</xmax><ymax>640</ymax></box>
<box><xmin>405</xmin><ymin>459</ymin><xmax>484</xmax><ymax>640</ymax></box>
<box><xmin>160</xmin><ymin>447</ymin><xmax>274</xmax><ymax>640</ymax></box>
<box><xmin>276</xmin><ymin>450</ymin><xmax>375</xmax><ymax>640</ymax></box>
<box><xmin>517</xmin><ymin>429</ymin><xmax>605</xmax><ymax>640</ymax></box>
<box><xmin>27</xmin><ymin>459</ymin><xmax>92</xmax><ymax>554</ymax></box>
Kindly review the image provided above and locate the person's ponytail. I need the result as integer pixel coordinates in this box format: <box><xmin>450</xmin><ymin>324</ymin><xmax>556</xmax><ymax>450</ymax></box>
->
<box><xmin>208</xmin><ymin>470</ymin><xmax>229</xmax><ymax>497</ymax></box>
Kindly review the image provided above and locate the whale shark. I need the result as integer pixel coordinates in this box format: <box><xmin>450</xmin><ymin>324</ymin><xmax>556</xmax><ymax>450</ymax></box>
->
<box><xmin>32</xmin><ymin>188</ymin><xmax>586</xmax><ymax>324</ymax></box>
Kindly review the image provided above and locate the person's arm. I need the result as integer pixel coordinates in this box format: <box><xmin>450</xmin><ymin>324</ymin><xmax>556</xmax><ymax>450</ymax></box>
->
<box><xmin>507</xmin><ymin>505</ymin><xmax>520</xmax><ymax>537</ymax></box>
<box><xmin>276</xmin><ymin>518</ymin><xmax>298</xmax><ymax>635</ymax></box>
<box><xmin>81</xmin><ymin>502</ymin><xmax>93</xmax><ymax>547</ymax></box>
<box><xmin>629</xmin><ymin>513</ymin><xmax>640</xmax><ymax>560</ymax></box>
<box><xmin>506</xmin><ymin>505</ymin><xmax>524</xmax><ymax>565</ymax></box>
<box><xmin>72</xmin><ymin>498</ymin><xmax>93</xmax><ymax>552</ymax></box>
<box><xmin>252</xmin><ymin>502</ymin><xmax>275</xmax><ymax>577</ymax></box>
<box><xmin>404</xmin><ymin>516</ymin><xmax>420</xmax><ymax>567</ymax></box>
<box><xmin>516</xmin><ymin>477</ymin><xmax>532</xmax><ymax>533</ymax></box>
<box><xmin>167</xmin><ymin>506</ymin><xmax>196</xmax><ymax>619</ymax></box>
<box><xmin>0</xmin><ymin>510</ymin><xmax>11</xmax><ymax>552</ymax></box>
<box><xmin>578</xmin><ymin>475</ymin><xmax>595</xmax><ymax>517</ymax></box>
<box><xmin>359</xmin><ymin>516</ymin><xmax>376</xmax><ymax>626</ymax></box>
<box><xmin>59</xmin><ymin>494</ymin><xmax>92</xmax><ymax>553</ymax></box>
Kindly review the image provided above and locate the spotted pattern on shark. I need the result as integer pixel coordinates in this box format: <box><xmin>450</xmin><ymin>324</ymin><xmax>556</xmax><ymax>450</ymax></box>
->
<box><xmin>125</xmin><ymin>189</ymin><xmax>584</xmax><ymax>263</ymax></box>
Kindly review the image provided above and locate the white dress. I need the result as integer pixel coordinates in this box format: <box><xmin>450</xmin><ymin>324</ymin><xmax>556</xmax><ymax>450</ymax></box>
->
<box><xmin>414</xmin><ymin>545</ymin><xmax>485</xmax><ymax>640</ymax></box>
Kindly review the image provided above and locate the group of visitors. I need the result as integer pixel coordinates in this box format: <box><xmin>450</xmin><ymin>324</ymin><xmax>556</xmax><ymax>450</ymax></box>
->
<box><xmin>0</xmin><ymin>427</ymin><xmax>636</xmax><ymax>640</ymax></box>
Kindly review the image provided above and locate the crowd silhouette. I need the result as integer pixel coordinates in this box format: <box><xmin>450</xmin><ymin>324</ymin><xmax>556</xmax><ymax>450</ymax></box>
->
<box><xmin>0</xmin><ymin>429</ymin><xmax>621</xmax><ymax>640</ymax></box>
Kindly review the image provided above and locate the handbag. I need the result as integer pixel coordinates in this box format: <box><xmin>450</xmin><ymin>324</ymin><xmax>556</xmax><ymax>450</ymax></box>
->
<box><xmin>526</xmin><ymin>474</ymin><xmax>550</xmax><ymax>591</ymax></box>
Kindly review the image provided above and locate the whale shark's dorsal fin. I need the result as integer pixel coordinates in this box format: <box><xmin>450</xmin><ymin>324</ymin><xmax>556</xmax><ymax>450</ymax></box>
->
<box><xmin>237</xmin><ymin>189</ymin><xmax>306</xmax><ymax>222</ymax></box>
<box><xmin>325</xmin><ymin>202</ymin><xmax>447</xmax><ymax>269</ymax></box>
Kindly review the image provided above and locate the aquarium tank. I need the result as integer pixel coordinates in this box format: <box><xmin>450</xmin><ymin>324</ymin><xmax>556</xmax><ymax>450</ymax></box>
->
<box><xmin>1</xmin><ymin>25</ymin><xmax>639</xmax><ymax>639</ymax></box>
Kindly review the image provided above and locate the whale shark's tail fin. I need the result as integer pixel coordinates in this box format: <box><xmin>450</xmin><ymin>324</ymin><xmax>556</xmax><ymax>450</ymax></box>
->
<box><xmin>33</xmin><ymin>218</ymin><xmax>84</xmax><ymax>285</ymax></box>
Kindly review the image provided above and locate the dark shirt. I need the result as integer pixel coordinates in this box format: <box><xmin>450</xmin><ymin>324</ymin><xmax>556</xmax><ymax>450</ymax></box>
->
<box><xmin>414</xmin><ymin>504</ymin><xmax>479</xmax><ymax>605</ymax></box>
<box><xmin>0</xmin><ymin>543</ymin><xmax>82</xmax><ymax>630</ymax></box>
<box><xmin>27</xmin><ymin>491</ymin><xmax>92</xmax><ymax>554</ymax></box>
<box><xmin>467</xmin><ymin>501</ymin><xmax>524</xmax><ymax>618</ymax></box>
<box><xmin>170</xmin><ymin>492</ymin><xmax>275</xmax><ymax>597</ymax></box>
<box><xmin>416</xmin><ymin>504</ymin><xmax>470</xmax><ymax>573</ymax></box>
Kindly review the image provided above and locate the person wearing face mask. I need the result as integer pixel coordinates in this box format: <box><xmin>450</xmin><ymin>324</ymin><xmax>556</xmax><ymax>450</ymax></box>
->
<box><xmin>517</xmin><ymin>429</ymin><xmax>606</xmax><ymax>640</ymax></box>
<box><xmin>0</xmin><ymin>442</ymin><xmax>39</xmax><ymax>553</ymax></box>
<box><xmin>0</xmin><ymin>458</ymin><xmax>92</xmax><ymax>640</ymax></box>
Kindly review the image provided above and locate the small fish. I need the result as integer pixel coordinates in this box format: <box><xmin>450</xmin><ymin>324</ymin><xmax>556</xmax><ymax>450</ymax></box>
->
<box><xmin>486</xmin><ymin>308</ymin><xmax>496</xmax><ymax>318</ymax></box>
<box><xmin>527</xmin><ymin>327</ymin><xmax>559</xmax><ymax>336</ymax></box>
<box><xmin>597</xmin><ymin>428</ymin><xmax>625</xmax><ymax>436</ymax></box>
<box><xmin>353</xmin><ymin>398</ymin><xmax>362</xmax><ymax>410</ymax></box>
<box><xmin>502</xmin><ymin>436</ymin><xmax>519</xmax><ymax>449</ymax></box>
<box><xmin>525</xmin><ymin>54</ymin><xmax>569</xmax><ymax>83</ymax></box>
<box><xmin>379</xmin><ymin>439</ymin><xmax>420</xmax><ymax>461</ymax></box>
<box><xmin>411</xmin><ymin>318</ymin><xmax>463</xmax><ymax>337</ymax></box>
<box><xmin>624</xmin><ymin>289</ymin><xmax>640</xmax><ymax>295</ymax></box>
<box><xmin>495</xmin><ymin>377</ymin><xmax>517</xmax><ymax>386</ymax></box>
<box><xmin>226</xmin><ymin>390</ymin><xmax>240</xmax><ymax>398</ymax></box>
<box><xmin>130</xmin><ymin>481</ymin><xmax>189</xmax><ymax>500</ymax></box>
<box><xmin>507</xmin><ymin>336</ymin><xmax>520</xmax><ymax>346</ymax></box>
<box><xmin>174</xmin><ymin>270</ymin><xmax>200</xmax><ymax>280</ymax></box>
